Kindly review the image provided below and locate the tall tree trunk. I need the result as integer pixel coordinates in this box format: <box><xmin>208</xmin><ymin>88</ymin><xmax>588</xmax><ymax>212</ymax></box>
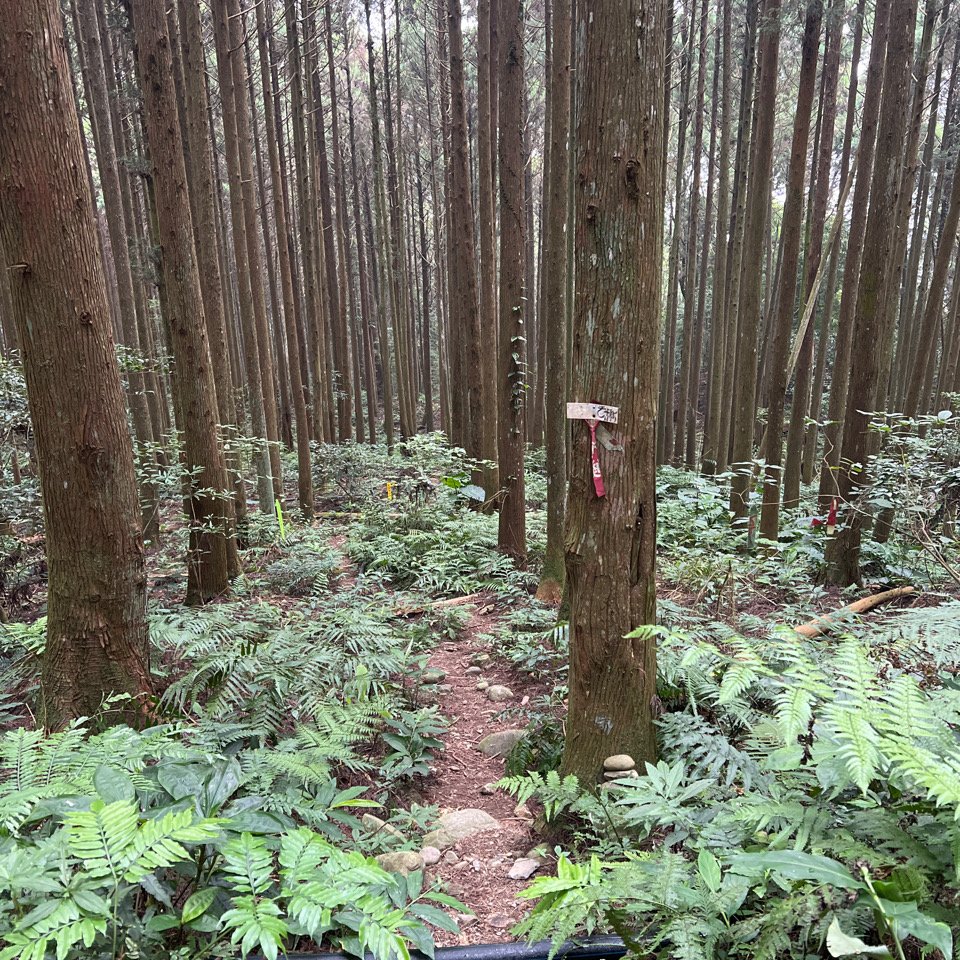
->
<box><xmin>287</xmin><ymin>0</ymin><xmax>327</xmax><ymax>445</ymax></box>
<box><xmin>496</xmin><ymin>0</ymin><xmax>526</xmax><ymax>563</ymax></box>
<box><xmin>447</xmin><ymin>0</ymin><xmax>486</xmax><ymax>464</ymax></box>
<box><xmin>312</xmin><ymin>5</ymin><xmax>353</xmax><ymax>442</ymax></box>
<box><xmin>824</xmin><ymin>0</ymin><xmax>918</xmax><ymax>585</ymax></box>
<box><xmin>561</xmin><ymin>0</ymin><xmax>665</xmax><ymax>784</ymax></box>
<box><xmin>177</xmin><ymin>0</ymin><xmax>246</xmax><ymax>552</ymax></box>
<box><xmin>759</xmin><ymin>0</ymin><xmax>821</xmax><ymax>540</ymax></box>
<box><xmin>257</xmin><ymin>0</ymin><xmax>313</xmax><ymax>517</ymax></box>
<box><xmin>225</xmin><ymin>0</ymin><xmax>283</xmax><ymax>489</ymax></box>
<box><xmin>212</xmin><ymin>0</ymin><xmax>275</xmax><ymax>506</ymax></box>
<box><xmin>716</xmin><ymin>0</ymin><xmax>758</xmax><ymax>472</ymax></box>
<box><xmin>674</xmin><ymin>0</ymin><xmax>708</xmax><ymax>466</ymax></box>
<box><xmin>344</xmin><ymin>20</ymin><xmax>379</xmax><ymax>444</ymax></box>
<box><xmin>657</xmin><ymin>1</ymin><xmax>695</xmax><ymax>464</ymax></box>
<box><xmin>380</xmin><ymin>0</ymin><xmax>416</xmax><ymax>439</ymax></box>
<box><xmin>0</xmin><ymin>0</ymin><xmax>151</xmax><ymax>727</ymax></box>
<box><xmin>817</xmin><ymin>0</ymin><xmax>890</xmax><ymax>507</ymax></box>
<box><xmin>904</xmin><ymin>160</ymin><xmax>960</xmax><ymax>416</ymax></box>
<box><xmin>536</xmin><ymin>0</ymin><xmax>571</xmax><ymax>604</ymax></box>
<box><xmin>701</xmin><ymin>0</ymin><xmax>732</xmax><ymax>476</ymax></box>
<box><xmin>802</xmin><ymin>0</ymin><xmax>864</xmax><ymax>486</ymax></box>
<box><xmin>424</xmin><ymin>24</ymin><xmax>449</xmax><ymax>439</ymax></box>
<box><xmin>477</xmin><ymin>0</ymin><xmax>500</xmax><ymax>496</ymax></box>
<box><xmin>75</xmin><ymin>0</ymin><xmax>159</xmax><ymax>542</ymax></box>
<box><xmin>729</xmin><ymin>0</ymin><xmax>781</xmax><ymax>523</ymax></box>
<box><xmin>783</xmin><ymin>2</ymin><xmax>842</xmax><ymax>509</ymax></box>
<box><xmin>363</xmin><ymin>0</ymin><xmax>397</xmax><ymax>448</ymax></box>
<box><xmin>325</xmin><ymin>4</ymin><xmax>365</xmax><ymax>442</ymax></box>
<box><xmin>129</xmin><ymin>0</ymin><xmax>237</xmax><ymax>604</ymax></box>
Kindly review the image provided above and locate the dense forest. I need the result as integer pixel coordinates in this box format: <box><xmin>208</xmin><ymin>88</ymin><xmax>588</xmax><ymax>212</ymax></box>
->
<box><xmin>2</xmin><ymin>0</ymin><xmax>960</xmax><ymax>957</ymax></box>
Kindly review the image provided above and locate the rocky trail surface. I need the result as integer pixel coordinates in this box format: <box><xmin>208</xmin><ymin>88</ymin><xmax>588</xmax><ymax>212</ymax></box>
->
<box><xmin>326</xmin><ymin>535</ymin><xmax>560</xmax><ymax>942</ymax></box>
<box><xmin>413</xmin><ymin>602</ymin><xmax>548</xmax><ymax>943</ymax></box>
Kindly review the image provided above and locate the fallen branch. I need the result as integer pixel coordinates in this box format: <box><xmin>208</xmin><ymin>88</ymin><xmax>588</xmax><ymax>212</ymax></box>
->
<box><xmin>794</xmin><ymin>586</ymin><xmax>918</xmax><ymax>639</ymax></box>
<box><xmin>396</xmin><ymin>592</ymin><xmax>484</xmax><ymax>616</ymax></box>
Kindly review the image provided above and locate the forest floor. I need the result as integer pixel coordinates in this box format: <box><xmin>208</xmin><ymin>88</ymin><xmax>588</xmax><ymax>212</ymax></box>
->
<box><xmin>3</xmin><ymin>440</ymin><xmax>959</xmax><ymax>955</ymax></box>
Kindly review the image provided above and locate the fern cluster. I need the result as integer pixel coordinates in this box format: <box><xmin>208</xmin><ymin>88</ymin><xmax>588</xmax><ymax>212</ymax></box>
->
<box><xmin>502</xmin><ymin>619</ymin><xmax>960</xmax><ymax>960</ymax></box>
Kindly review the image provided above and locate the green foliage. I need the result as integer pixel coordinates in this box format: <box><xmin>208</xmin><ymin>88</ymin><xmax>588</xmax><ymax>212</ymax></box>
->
<box><xmin>381</xmin><ymin>707</ymin><xmax>447</xmax><ymax>782</ymax></box>
<box><xmin>349</xmin><ymin>506</ymin><xmax>533</xmax><ymax>597</ymax></box>
<box><xmin>0</xmin><ymin>520</ymin><xmax>455</xmax><ymax>959</ymax></box>
<box><xmin>257</xmin><ymin>527</ymin><xmax>342</xmax><ymax>596</ymax></box>
<box><xmin>506</xmin><ymin>623</ymin><xmax>960</xmax><ymax>959</ymax></box>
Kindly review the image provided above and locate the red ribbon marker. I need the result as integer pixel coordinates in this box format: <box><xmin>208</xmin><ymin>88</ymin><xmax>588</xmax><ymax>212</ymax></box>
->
<box><xmin>588</xmin><ymin>419</ymin><xmax>606</xmax><ymax>498</ymax></box>
<box><xmin>566</xmin><ymin>403</ymin><xmax>619</xmax><ymax>500</ymax></box>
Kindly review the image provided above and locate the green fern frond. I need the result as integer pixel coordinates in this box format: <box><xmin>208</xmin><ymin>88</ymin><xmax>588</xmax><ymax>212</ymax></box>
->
<box><xmin>222</xmin><ymin>832</ymin><xmax>276</xmax><ymax>896</ymax></box>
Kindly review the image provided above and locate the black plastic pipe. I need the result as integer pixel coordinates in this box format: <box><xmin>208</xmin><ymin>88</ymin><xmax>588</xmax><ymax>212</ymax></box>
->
<box><xmin>276</xmin><ymin>935</ymin><xmax>628</xmax><ymax>960</ymax></box>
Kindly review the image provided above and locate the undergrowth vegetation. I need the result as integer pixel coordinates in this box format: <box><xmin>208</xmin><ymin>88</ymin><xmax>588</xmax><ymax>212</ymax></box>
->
<box><xmin>2</xmin><ymin>432</ymin><xmax>960</xmax><ymax>959</ymax></box>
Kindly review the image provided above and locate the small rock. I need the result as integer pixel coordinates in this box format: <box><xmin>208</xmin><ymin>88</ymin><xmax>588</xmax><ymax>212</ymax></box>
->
<box><xmin>488</xmin><ymin>914</ymin><xmax>513</xmax><ymax>929</ymax></box>
<box><xmin>458</xmin><ymin>914</ymin><xmax>479</xmax><ymax>927</ymax></box>
<box><xmin>376</xmin><ymin>851</ymin><xmax>424</xmax><ymax>876</ymax></box>
<box><xmin>487</xmin><ymin>684</ymin><xmax>514</xmax><ymax>702</ymax></box>
<box><xmin>423</xmin><ymin>808</ymin><xmax>500</xmax><ymax>849</ymax></box>
<box><xmin>470</xmin><ymin>652</ymin><xmax>491</xmax><ymax>666</ymax></box>
<box><xmin>421</xmin><ymin>846</ymin><xmax>442</xmax><ymax>866</ymax></box>
<box><xmin>508</xmin><ymin>858</ymin><xmax>541</xmax><ymax>880</ymax></box>
<box><xmin>603</xmin><ymin>769</ymin><xmax>639</xmax><ymax>781</ymax></box>
<box><xmin>513</xmin><ymin>802</ymin><xmax>534</xmax><ymax>821</ymax></box>
<box><xmin>603</xmin><ymin>754</ymin><xmax>636</xmax><ymax>772</ymax></box>
<box><xmin>465</xmin><ymin>666</ymin><xmax>482</xmax><ymax>675</ymax></box>
<box><xmin>444</xmin><ymin>850</ymin><xmax>460</xmax><ymax>864</ymax></box>
<box><xmin>422</xmin><ymin>668</ymin><xmax>446</xmax><ymax>685</ymax></box>
<box><xmin>436</xmin><ymin>683</ymin><xmax>453</xmax><ymax>693</ymax></box>
<box><xmin>477</xmin><ymin>729</ymin><xmax>526</xmax><ymax>758</ymax></box>
<box><xmin>471</xmin><ymin>859</ymin><xmax>482</xmax><ymax>873</ymax></box>
<box><xmin>480</xmin><ymin>782</ymin><xmax>497</xmax><ymax>795</ymax></box>
<box><xmin>362</xmin><ymin>814</ymin><xmax>406</xmax><ymax>840</ymax></box>
<box><xmin>521</xmin><ymin>695</ymin><xmax>530</xmax><ymax>706</ymax></box>
<box><xmin>476</xmin><ymin>680</ymin><xmax>490</xmax><ymax>691</ymax></box>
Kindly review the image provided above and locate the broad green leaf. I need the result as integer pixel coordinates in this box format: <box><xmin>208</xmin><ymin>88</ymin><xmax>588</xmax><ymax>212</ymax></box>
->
<box><xmin>697</xmin><ymin>849</ymin><xmax>722</xmax><ymax>893</ymax></box>
<box><xmin>93</xmin><ymin>765</ymin><xmax>136</xmax><ymax>803</ymax></box>
<box><xmin>181</xmin><ymin>887</ymin><xmax>218</xmax><ymax>925</ymax></box>
<box><xmin>826</xmin><ymin>918</ymin><xmax>892</xmax><ymax>957</ymax></box>
<box><xmin>876</xmin><ymin>899</ymin><xmax>953</xmax><ymax>960</ymax></box>
<box><xmin>728</xmin><ymin>852</ymin><xmax>866</xmax><ymax>891</ymax></box>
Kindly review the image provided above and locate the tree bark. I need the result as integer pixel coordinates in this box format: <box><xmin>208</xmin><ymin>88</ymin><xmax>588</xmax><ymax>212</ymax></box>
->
<box><xmin>561</xmin><ymin>0</ymin><xmax>665</xmax><ymax>784</ymax></box>
<box><xmin>758</xmin><ymin>0</ymin><xmax>821</xmax><ymax>540</ymax></box>
<box><xmin>824</xmin><ymin>0</ymin><xmax>918</xmax><ymax>585</ymax></box>
<box><xmin>257</xmin><ymin>0</ymin><xmax>313</xmax><ymax>517</ymax></box>
<box><xmin>817</xmin><ymin>0</ymin><xmax>890</xmax><ymax>507</ymax></box>
<box><xmin>129</xmin><ymin>0</ymin><xmax>238</xmax><ymax>604</ymax></box>
<box><xmin>0</xmin><ymin>0</ymin><xmax>151</xmax><ymax>727</ymax></box>
<box><xmin>496</xmin><ymin>0</ymin><xmax>526</xmax><ymax>564</ymax></box>
<box><xmin>447</xmin><ymin>0</ymin><xmax>486</xmax><ymax>464</ymax></box>
<box><xmin>536</xmin><ymin>0</ymin><xmax>572</xmax><ymax>603</ymax></box>
<box><xmin>729</xmin><ymin>0</ymin><xmax>781</xmax><ymax>523</ymax></box>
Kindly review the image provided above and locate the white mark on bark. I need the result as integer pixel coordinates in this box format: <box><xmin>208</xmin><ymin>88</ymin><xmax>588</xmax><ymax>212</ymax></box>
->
<box><xmin>594</xmin><ymin>714</ymin><xmax>613</xmax><ymax>734</ymax></box>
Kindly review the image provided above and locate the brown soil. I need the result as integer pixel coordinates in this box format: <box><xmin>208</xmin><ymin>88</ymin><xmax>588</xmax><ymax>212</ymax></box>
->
<box><xmin>416</xmin><ymin>600</ymin><xmax>551</xmax><ymax>944</ymax></box>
